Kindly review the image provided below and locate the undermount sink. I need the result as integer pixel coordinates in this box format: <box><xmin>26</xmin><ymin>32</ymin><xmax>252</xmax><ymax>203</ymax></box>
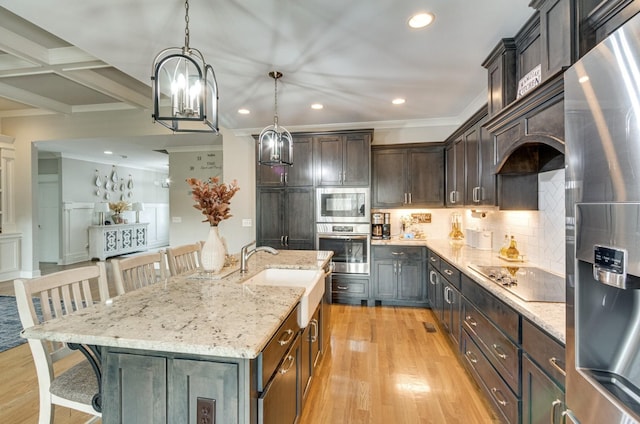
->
<box><xmin>243</xmin><ymin>268</ymin><xmax>325</xmax><ymax>327</ymax></box>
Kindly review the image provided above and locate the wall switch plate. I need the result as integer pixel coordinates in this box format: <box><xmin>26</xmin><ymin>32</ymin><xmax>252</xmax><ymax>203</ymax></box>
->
<box><xmin>411</xmin><ymin>213</ymin><xmax>432</xmax><ymax>223</ymax></box>
<box><xmin>171</xmin><ymin>216</ymin><xmax>182</xmax><ymax>223</ymax></box>
<box><xmin>196</xmin><ymin>397</ymin><xmax>215</xmax><ymax>424</ymax></box>
<box><xmin>242</xmin><ymin>218</ymin><xmax>252</xmax><ymax>227</ymax></box>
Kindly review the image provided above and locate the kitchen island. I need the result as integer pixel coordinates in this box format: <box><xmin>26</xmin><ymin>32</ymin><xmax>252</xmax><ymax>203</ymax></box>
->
<box><xmin>22</xmin><ymin>250</ymin><xmax>333</xmax><ymax>424</ymax></box>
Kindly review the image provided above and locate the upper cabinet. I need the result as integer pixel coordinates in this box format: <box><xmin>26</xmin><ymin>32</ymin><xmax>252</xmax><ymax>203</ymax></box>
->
<box><xmin>257</xmin><ymin>135</ymin><xmax>314</xmax><ymax>187</ymax></box>
<box><xmin>444</xmin><ymin>106</ymin><xmax>495</xmax><ymax>208</ymax></box>
<box><xmin>372</xmin><ymin>144</ymin><xmax>444</xmax><ymax>208</ymax></box>
<box><xmin>578</xmin><ymin>0</ymin><xmax>640</xmax><ymax>56</ymax></box>
<box><xmin>314</xmin><ymin>131</ymin><xmax>371</xmax><ymax>187</ymax></box>
<box><xmin>482</xmin><ymin>39</ymin><xmax>517</xmax><ymax>119</ymax></box>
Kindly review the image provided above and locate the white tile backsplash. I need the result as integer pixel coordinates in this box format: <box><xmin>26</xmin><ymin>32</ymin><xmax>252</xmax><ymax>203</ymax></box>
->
<box><xmin>375</xmin><ymin>168</ymin><xmax>566</xmax><ymax>275</ymax></box>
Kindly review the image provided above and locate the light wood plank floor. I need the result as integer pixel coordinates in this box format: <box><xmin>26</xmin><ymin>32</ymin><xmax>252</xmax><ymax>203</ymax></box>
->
<box><xmin>0</xmin><ymin>301</ymin><xmax>497</xmax><ymax>423</ymax></box>
<box><xmin>299</xmin><ymin>305</ymin><xmax>499</xmax><ymax>424</ymax></box>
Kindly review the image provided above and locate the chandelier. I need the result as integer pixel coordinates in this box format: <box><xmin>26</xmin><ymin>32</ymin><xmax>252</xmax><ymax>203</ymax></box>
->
<box><xmin>151</xmin><ymin>0</ymin><xmax>218</xmax><ymax>133</ymax></box>
<box><xmin>258</xmin><ymin>71</ymin><xmax>293</xmax><ymax>166</ymax></box>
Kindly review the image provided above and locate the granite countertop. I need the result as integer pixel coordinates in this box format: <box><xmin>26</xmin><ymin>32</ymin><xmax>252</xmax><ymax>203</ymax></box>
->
<box><xmin>22</xmin><ymin>250</ymin><xmax>333</xmax><ymax>359</ymax></box>
<box><xmin>372</xmin><ymin>237</ymin><xmax>566</xmax><ymax>344</ymax></box>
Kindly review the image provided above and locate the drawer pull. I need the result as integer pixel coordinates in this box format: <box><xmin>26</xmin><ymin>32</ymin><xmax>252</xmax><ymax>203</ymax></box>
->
<box><xmin>492</xmin><ymin>343</ymin><xmax>508</xmax><ymax>360</ymax></box>
<box><xmin>277</xmin><ymin>329</ymin><xmax>295</xmax><ymax>346</ymax></box>
<box><xmin>429</xmin><ymin>270</ymin><xmax>438</xmax><ymax>285</ymax></box>
<box><xmin>465</xmin><ymin>350</ymin><xmax>478</xmax><ymax>364</ymax></box>
<box><xmin>551</xmin><ymin>399</ymin><xmax>562</xmax><ymax>424</ymax></box>
<box><xmin>465</xmin><ymin>315</ymin><xmax>477</xmax><ymax>327</ymax></box>
<box><xmin>336</xmin><ymin>285</ymin><xmax>348</xmax><ymax>290</ymax></box>
<box><xmin>279</xmin><ymin>354</ymin><xmax>295</xmax><ymax>374</ymax></box>
<box><xmin>391</xmin><ymin>251</ymin><xmax>405</xmax><ymax>256</ymax></box>
<box><xmin>491</xmin><ymin>387</ymin><xmax>508</xmax><ymax>407</ymax></box>
<box><xmin>443</xmin><ymin>269</ymin><xmax>453</xmax><ymax>276</ymax></box>
<box><xmin>549</xmin><ymin>357</ymin><xmax>567</xmax><ymax>377</ymax></box>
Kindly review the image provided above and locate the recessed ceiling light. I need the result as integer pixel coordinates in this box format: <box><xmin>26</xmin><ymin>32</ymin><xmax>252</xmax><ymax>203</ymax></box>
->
<box><xmin>238</xmin><ymin>108</ymin><xmax>250</xmax><ymax>114</ymax></box>
<box><xmin>392</xmin><ymin>98</ymin><xmax>406</xmax><ymax>105</ymax></box>
<box><xmin>408</xmin><ymin>12</ymin><xmax>435</xmax><ymax>29</ymax></box>
<box><xmin>104</xmin><ymin>150</ymin><xmax>113</xmax><ymax>155</ymax></box>
<box><xmin>311</xmin><ymin>103</ymin><xmax>324</xmax><ymax>110</ymax></box>
<box><xmin>578</xmin><ymin>76</ymin><xmax>589</xmax><ymax>84</ymax></box>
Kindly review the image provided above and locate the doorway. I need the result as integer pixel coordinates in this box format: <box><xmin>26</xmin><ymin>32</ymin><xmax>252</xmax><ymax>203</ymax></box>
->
<box><xmin>38</xmin><ymin>174</ymin><xmax>60</xmax><ymax>263</ymax></box>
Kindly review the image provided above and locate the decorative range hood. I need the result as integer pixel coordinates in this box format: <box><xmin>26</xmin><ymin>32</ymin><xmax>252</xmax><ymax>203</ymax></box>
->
<box><xmin>484</xmin><ymin>72</ymin><xmax>565</xmax><ymax>209</ymax></box>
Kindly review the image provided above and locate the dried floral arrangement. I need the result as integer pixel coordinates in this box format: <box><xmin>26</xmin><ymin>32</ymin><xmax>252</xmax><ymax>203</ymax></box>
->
<box><xmin>186</xmin><ymin>176</ymin><xmax>240</xmax><ymax>226</ymax></box>
<box><xmin>109</xmin><ymin>201</ymin><xmax>131</xmax><ymax>214</ymax></box>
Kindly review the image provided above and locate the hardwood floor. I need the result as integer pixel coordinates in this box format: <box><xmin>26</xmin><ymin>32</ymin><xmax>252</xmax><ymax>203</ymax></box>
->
<box><xmin>299</xmin><ymin>305</ymin><xmax>499</xmax><ymax>424</ymax></box>
<box><xmin>0</xmin><ymin>301</ymin><xmax>497</xmax><ymax>423</ymax></box>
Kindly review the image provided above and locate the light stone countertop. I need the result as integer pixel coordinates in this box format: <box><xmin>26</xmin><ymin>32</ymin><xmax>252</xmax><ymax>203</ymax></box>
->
<box><xmin>22</xmin><ymin>250</ymin><xmax>333</xmax><ymax>359</ymax></box>
<box><xmin>372</xmin><ymin>237</ymin><xmax>566</xmax><ymax>344</ymax></box>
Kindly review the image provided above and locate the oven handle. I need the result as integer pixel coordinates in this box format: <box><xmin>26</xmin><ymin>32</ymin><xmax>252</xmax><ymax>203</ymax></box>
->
<box><xmin>317</xmin><ymin>234</ymin><xmax>369</xmax><ymax>241</ymax></box>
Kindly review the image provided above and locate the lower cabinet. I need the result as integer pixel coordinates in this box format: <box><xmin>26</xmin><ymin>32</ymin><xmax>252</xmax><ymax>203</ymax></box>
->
<box><xmin>522</xmin><ymin>355</ymin><xmax>565</xmax><ymax>424</ymax></box>
<box><xmin>331</xmin><ymin>274</ymin><xmax>370</xmax><ymax>305</ymax></box>
<box><xmin>426</xmin><ymin>251</ymin><xmax>566</xmax><ymax>424</ymax></box>
<box><xmin>103</xmin><ymin>352</ymin><xmax>240</xmax><ymax>424</ymax></box>
<box><xmin>371</xmin><ymin>245</ymin><xmax>427</xmax><ymax>307</ymax></box>
<box><xmin>301</xmin><ymin>302</ymin><xmax>323</xmax><ymax>400</ymax></box>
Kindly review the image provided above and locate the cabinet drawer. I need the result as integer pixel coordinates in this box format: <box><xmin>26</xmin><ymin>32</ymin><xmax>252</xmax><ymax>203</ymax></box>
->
<box><xmin>332</xmin><ymin>278</ymin><xmax>368</xmax><ymax>297</ymax></box>
<box><xmin>427</xmin><ymin>251</ymin><xmax>441</xmax><ymax>269</ymax></box>
<box><xmin>522</xmin><ymin>319</ymin><xmax>565</xmax><ymax>388</ymax></box>
<box><xmin>461</xmin><ymin>329</ymin><xmax>519</xmax><ymax>424</ymax></box>
<box><xmin>461</xmin><ymin>273</ymin><xmax>520</xmax><ymax>342</ymax></box>
<box><xmin>463</xmin><ymin>299</ymin><xmax>520</xmax><ymax>393</ymax></box>
<box><xmin>438</xmin><ymin>259</ymin><xmax>461</xmax><ymax>290</ymax></box>
<box><xmin>373</xmin><ymin>245</ymin><xmax>425</xmax><ymax>261</ymax></box>
<box><xmin>258</xmin><ymin>304</ymin><xmax>301</xmax><ymax>391</ymax></box>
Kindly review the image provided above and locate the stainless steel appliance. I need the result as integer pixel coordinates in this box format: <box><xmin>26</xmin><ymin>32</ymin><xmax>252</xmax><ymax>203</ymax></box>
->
<box><xmin>565</xmin><ymin>13</ymin><xmax>640</xmax><ymax>423</ymax></box>
<box><xmin>316</xmin><ymin>223</ymin><xmax>370</xmax><ymax>275</ymax></box>
<box><xmin>468</xmin><ymin>264</ymin><xmax>565</xmax><ymax>303</ymax></box>
<box><xmin>382</xmin><ymin>213</ymin><xmax>391</xmax><ymax>240</ymax></box>
<box><xmin>371</xmin><ymin>212</ymin><xmax>384</xmax><ymax>239</ymax></box>
<box><xmin>316</xmin><ymin>187</ymin><xmax>370</xmax><ymax>223</ymax></box>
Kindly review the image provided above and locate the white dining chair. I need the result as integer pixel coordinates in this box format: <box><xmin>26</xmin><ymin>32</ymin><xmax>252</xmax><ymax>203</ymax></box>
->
<box><xmin>13</xmin><ymin>262</ymin><xmax>109</xmax><ymax>424</ymax></box>
<box><xmin>111</xmin><ymin>251</ymin><xmax>168</xmax><ymax>295</ymax></box>
<box><xmin>165</xmin><ymin>243</ymin><xmax>202</xmax><ymax>276</ymax></box>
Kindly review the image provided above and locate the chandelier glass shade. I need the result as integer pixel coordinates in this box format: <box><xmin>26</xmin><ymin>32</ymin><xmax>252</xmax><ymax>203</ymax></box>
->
<box><xmin>151</xmin><ymin>0</ymin><xmax>218</xmax><ymax>133</ymax></box>
<box><xmin>258</xmin><ymin>71</ymin><xmax>293</xmax><ymax>166</ymax></box>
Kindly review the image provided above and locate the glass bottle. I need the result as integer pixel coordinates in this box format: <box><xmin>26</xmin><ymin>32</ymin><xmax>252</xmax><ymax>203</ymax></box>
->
<box><xmin>506</xmin><ymin>235</ymin><xmax>520</xmax><ymax>259</ymax></box>
<box><xmin>499</xmin><ymin>234</ymin><xmax>509</xmax><ymax>257</ymax></box>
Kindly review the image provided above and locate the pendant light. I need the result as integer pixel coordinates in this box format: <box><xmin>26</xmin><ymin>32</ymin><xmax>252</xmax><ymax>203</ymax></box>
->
<box><xmin>151</xmin><ymin>0</ymin><xmax>219</xmax><ymax>133</ymax></box>
<box><xmin>258</xmin><ymin>71</ymin><xmax>293</xmax><ymax>166</ymax></box>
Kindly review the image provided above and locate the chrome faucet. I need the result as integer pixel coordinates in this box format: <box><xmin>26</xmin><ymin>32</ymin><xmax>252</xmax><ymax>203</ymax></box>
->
<box><xmin>240</xmin><ymin>240</ymin><xmax>278</xmax><ymax>273</ymax></box>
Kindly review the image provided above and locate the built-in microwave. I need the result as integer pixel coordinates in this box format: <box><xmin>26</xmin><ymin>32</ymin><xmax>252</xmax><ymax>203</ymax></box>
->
<box><xmin>316</xmin><ymin>187</ymin><xmax>370</xmax><ymax>223</ymax></box>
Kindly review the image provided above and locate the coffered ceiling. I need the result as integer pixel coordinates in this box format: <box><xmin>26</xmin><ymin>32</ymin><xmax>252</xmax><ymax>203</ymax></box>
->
<box><xmin>0</xmin><ymin>1</ymin><xmax>534</xmax><ymax>169</ymax></box>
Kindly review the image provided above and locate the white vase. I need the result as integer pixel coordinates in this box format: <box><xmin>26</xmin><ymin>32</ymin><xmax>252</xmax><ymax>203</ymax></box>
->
<box><xmin>201</xmin><ymin>226</ymin><xmax>226</xmax><ymax>273</ymax></box>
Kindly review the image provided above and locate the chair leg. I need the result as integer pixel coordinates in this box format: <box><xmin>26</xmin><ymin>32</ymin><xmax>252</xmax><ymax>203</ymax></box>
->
<box><xmin>38</xmin><ymin>396</ymin><xmax>54</xmax><ymax>424</ymax></box>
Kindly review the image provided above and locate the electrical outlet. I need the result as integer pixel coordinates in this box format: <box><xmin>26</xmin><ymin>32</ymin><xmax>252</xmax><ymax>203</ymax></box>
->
<box><xmin>242</xmin><ymin>218</ymin><xmax>252</xmax><ymax>227</ymax></box>
<box><xmin>197</xmin><ymin>397</ymin><xmax>215</xmax><ymax>424</ymax></box>
<box><xmin>411</xmin><ymin>213</ymin><xmax>432</xmax><ymax>223</ymax></box>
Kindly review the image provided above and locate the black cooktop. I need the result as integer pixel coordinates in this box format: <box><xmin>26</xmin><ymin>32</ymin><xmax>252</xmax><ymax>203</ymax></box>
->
<box><xmin>468</xmin><ymin>264</ymin><xmax>565</xmax><ymax>303</ymax></box>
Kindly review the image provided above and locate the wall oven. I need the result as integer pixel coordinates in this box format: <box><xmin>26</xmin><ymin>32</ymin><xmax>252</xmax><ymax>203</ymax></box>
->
<box><xmin>316</xmin><ymin>187</ymin><xmax>370</xmax><ymax>223</ymax></box>
<box><xmin>316</xmin><ymin>223</ymin><xmax>370</xmax><ymax>275</ymax></box>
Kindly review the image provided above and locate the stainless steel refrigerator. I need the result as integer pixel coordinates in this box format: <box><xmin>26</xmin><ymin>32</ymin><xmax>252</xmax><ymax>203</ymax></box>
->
<box><xmin>565</xmin><ymin>12</ymin><xmax>640</xmax><ymax>424</ymax></box>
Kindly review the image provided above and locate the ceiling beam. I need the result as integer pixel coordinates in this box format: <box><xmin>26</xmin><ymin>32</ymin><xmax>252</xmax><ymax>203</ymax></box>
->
<box><xmin>63</xmin><ymin>69</ymin><xmax>151</xmax><ymax>110</ymax></box>
<box><xmin>0</xmin><ymin>81</ymin><xmax>71</xmax><ymax>114</ymax></box>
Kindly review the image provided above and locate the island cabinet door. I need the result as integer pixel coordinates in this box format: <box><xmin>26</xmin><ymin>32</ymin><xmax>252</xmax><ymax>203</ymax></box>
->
<box><xmin>103</xmin><ymin>352</ymin><xmax>167</xmax><ymax>424</ymax></box>
<box><xmin>170</xmin><ymin>359</ymin><xmax>240</xmax><ymax>424</ymax></box>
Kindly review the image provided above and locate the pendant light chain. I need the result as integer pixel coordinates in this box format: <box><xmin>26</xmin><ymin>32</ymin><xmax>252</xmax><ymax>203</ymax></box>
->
<box><xmin>184</xmin><ymin>0</ymin><xmax>190</xmax><ymax>50</ymax></box>
<box><xmin>274</xmin><ymin>74</ymin><xmax>279</xmax><ymax>127</ymax></box>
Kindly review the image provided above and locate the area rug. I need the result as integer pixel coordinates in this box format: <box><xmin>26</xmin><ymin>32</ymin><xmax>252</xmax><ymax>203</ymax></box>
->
<box><xmin>0</xmin><ymin>295</ymin><xmax>42</xmax><ymax>353</ymax></box>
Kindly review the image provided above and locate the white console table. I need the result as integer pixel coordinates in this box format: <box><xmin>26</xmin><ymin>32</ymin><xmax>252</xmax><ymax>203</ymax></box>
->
<box><xmin>89</xmin><ymin>223</ymin><xmax>149</xmax><ymax>260</ymax></box>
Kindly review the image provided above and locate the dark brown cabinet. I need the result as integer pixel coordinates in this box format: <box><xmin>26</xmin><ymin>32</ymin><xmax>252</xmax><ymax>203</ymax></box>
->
<box><xmin>314</xmin><ymin>131</ymin><xmax>371</xmax><ymax>186</ymax></box>
<box><xmin>371</xmin><ymin>245</ymin><xmax>427</xmax><ymax>306</ymax></box>
<box><xmin>372</xmin><ymin>144</ymin><xmax>444</xmax><ymax>208</ymax></box>
<box><xmin>464</xmin><ymin>108</ymin><xmax>495</xmax><ymax>207</ymax></box>
<box><xmin>445</xmin><ymin>138</ymin><xmax>465</xmax><ymax>207</ymax></box>
<box><xmin>257</xmin><ymin>135</ymin><xmax>313</xmax><ymax>187</ymax></box>
<box><xmin>482</xmin><ymin>38</ymin><xmax>517</xmax><ymax>119</ymax></box>
<box><xmin>256</xmin><ymin>187</ymin><xmax>314</xmax><ymax>249</ymax></box>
